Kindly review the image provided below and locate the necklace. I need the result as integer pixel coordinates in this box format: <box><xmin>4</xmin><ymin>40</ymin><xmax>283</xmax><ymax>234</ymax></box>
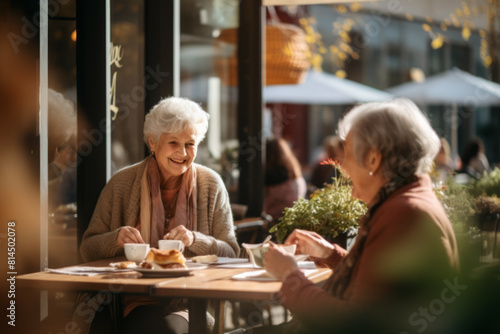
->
<box><xmin>163</xmin><ymin>201</ymin><xmax>176</xmax><ymax>224</ymax></box>
<box><xmin>162</xmin><ymin>190</ymin><xmax>179</xmax><ymax>226</ymax></box>
<box><xmin>160</xmin><ymin>179</ymin><xmax>181</xmax><ymax>226</ymax></box>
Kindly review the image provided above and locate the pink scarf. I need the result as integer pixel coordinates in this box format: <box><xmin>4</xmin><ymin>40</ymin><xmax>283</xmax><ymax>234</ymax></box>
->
<box><xmin>138</xmin><ymin>156</ymin><xmax>197</xmax><ymax>248</ymax></box>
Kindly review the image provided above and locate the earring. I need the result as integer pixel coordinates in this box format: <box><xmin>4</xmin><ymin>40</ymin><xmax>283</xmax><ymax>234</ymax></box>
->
<box><xmin>151</xmin><ymin>151</ymin><xmax>156</xmax><ymax>157</ymax></box>
<box><xmin>369</xmin><ymin>171</ymin><xmax>373</xmax><ymax>176</ymax></box>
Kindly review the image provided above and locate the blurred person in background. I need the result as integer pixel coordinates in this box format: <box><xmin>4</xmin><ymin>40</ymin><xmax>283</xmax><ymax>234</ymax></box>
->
<box><xmin>46</xmin><ymin>88</ymin><xmax>77</xmax><ymax>210</ymax></box>
<box><xmin>310</xmin><ymin>135</ymin><xmax>344</xmax><ymax>189</ymax></box>
<box><xmin>47</xmin><ymin>88</ymin><xmax>77</xmax><ymax>165</ymax></box>
<box><xmin>459</xmin><ymin>138</ymin><xmax>491</xmax><ymax>179</ymax></box>
<box><xmin>48</xmin><ymin>138</ymin><xmax>77</xmax><ymax>208</ymax></box>
<box><xmin>433</xmin><ymin>137</ymin><xmax>454</xmax><ymax>183</ymax></box>
<box><xmin>257</xmin><ymin>99</ymin><xmax>459</xmax><ymax>333</ymax></box>
<box><xmin>78</xmin><ymin>97</ymin><xmax>239</xmax><ymax>334</ymax></box>
<box><xmin>264</xmin><ymin>138</ymin><xmax>307</xmax><ymax>224</ymax></box>
<box><xmin>49</xmin><ymin>141</ymin><xmax>76</xmax><ymax>181</ymax></box>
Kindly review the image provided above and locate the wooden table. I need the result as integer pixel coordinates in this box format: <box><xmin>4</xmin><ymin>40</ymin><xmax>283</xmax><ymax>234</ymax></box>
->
<box><xmin>17</xmin><ymin>258</ymin><xmax>332</xmax><ymax>334</ymax></box>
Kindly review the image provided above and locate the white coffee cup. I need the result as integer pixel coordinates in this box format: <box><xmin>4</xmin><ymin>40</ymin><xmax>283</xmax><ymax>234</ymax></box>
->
<box><xmin>243</xmin><ymin>243</ymin><xmax>297</xmax><ymax>268</ymax></box>
<box><xmin>158</xmin><ymin>240</ymin><xmax>185</xmax><ymax>253</ymax></box>
<box><xmin>124</xmin><ymin>243</ymin><xmax>150</xmax><ymax>263</ymax></box>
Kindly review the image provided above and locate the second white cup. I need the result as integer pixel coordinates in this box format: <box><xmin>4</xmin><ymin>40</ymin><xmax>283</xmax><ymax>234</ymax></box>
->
<box><xmin>158</xmin><ymin>239</ymin><xmax>185</xmax><ymax>253</ymax></box>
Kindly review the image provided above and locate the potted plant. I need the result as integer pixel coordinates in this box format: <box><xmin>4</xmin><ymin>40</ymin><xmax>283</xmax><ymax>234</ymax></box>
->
<box><xmin>269</xmin><ymin>159</ymin><xmax>367</xmax><ymax>248</ymax></box>
<box><xmin>434</xmin><ymin>178</ymin><xmax>482</xmax><ymax>269</ymax></box>
<box><xmin>469</xmin><ymin>167</ymin><xmax>500</xmax><ymax>198</ymax></box>
<box><xmin>467</xmin><ymin>168</ymin><xmax>500</xmax><ymax>262</ymax></box>
<box><xmin>434</xmin><ymin>180</ymin><xmax>479</xmax><ymax>239</ymax></box>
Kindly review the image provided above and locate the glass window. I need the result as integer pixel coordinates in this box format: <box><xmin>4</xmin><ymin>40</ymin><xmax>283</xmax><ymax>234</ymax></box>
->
<box><xmin>180</xmin><ymin>0</ymin><xmax>240</xmax><ymax>200</ymax></box>
<box><xmin>47</xmin><ymin>1</ymin><xmax>78</xmax><ymax>268</ymax></box>
<box><xmin>110</xmin><ymin>0</ymin><xmax>146</xmax><ymax>173</ymax></box>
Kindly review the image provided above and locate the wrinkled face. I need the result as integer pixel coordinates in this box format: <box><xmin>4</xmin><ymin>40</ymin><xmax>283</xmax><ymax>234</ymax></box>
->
<box><xmin>149</xmin><ymin>126</ymin><xmax>198</xmax><ymax>179</ymax></box>
<box><xmin>341</xmin><ymin>132</ymin><xmax>372</xmax><ymax>202</ymax></box>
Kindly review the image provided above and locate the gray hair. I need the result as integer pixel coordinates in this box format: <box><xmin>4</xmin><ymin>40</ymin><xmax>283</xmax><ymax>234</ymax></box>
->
<box><xmin>143</xmin><ymin>97</ymin><xmax>210</xmax><ymax>147</ymax></box>
<box><xmin>338</xmin><ymin>98</ymin><xmax>440</xmax><ymax>178</ymax></box>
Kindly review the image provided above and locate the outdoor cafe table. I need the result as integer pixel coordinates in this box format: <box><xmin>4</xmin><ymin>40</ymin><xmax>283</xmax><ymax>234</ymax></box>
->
<box><xmin>17</xmin><ymin>258</ymin><xmax>332</xmax><ymax>334</ymax></box>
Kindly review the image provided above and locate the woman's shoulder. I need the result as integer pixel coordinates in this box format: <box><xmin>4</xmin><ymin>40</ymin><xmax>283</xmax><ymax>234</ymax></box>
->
<box><xmin>385</xmin><ymin>176</ymin><xmax>434</xmax><ymax>203</ymax></box>
<box><xmin>195</xmin><ymin>163</ymin><xmax>220</xmax><ymax>178</ymax></box>
<box><xmin>195</xmin><ymin>164</ymin><xmax>226</xmax><ymax>197</ymax></box>
<box><xmin>195</xmin><ymin>164</ymin><xmax>224</xmax><ymax>186</ymax></box>
<box><xmin>375</xmin><ymin>176</ymin><xmax>446</xmax><ymax>226</ymax></box>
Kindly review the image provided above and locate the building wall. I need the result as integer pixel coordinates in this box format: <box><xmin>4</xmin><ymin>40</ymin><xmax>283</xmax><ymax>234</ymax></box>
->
<box><xmin>362</xmin><ymin>0</ymin><xmax>499</xmax><ymax>33</ymax></box>
<box><xmin>303</xmin><ymin>2</ymin><xmax>500</xmax><ymax>165</ymax></box>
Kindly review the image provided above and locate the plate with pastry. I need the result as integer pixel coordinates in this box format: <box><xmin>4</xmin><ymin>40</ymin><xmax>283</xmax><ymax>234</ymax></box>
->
<box><xmin>134</xmin><ymin>248</ymin><xmax>207</xmax><ymax>277</ymax></box>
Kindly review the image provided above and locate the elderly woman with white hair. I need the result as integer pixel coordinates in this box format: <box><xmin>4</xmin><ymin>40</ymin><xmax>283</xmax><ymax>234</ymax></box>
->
<box><xmin>259</xmin><ymin>99</ymin><xmax>460</xmax><ymax>333</ymax></box>
<box><xmin>80</xmin><ymin>97</ymin><xmax>238</xmax><ymax>333</ymax></box>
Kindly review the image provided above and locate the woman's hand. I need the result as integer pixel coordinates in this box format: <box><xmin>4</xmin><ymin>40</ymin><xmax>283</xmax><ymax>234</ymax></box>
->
<box><xmin>117</xmin><ymin>226</ymin><xmax>145</xmax><ymax>248</ymax></box>
<box><xmin>264</xmin><ymin>243</ymin><xmax>299</xmax><ymax>281</ymax></box>
<box><xmin>284</xmin><ymin>229</ymin><xmax>335</xmax><ymax>259</ymax></box>
<box><xmin>164</xmin><ymin>225</ymin><xmax>194</xmax><ymax>247</ymax></box>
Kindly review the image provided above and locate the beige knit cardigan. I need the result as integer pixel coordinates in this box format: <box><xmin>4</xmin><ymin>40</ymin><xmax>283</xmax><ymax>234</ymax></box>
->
<box><xmin>80</xmin><ymin>158</ymin><xmax>239</xmax><ymax>262</ymax></box>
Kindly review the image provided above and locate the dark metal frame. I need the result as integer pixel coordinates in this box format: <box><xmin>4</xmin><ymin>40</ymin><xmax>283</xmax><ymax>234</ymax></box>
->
<box><xmin>237</xmin><ymin>0</ymin><xmax>265</xmax><ymax>217</ymax></box>
<box><xmin>76</xmin><ymin>0</ymin><xmax>109</xmax><ymax>255</ymax></box>
<box><xmin>144</xmin><ymin>0</ymin><xmax>175</xmax><ymax>126</ymax></box>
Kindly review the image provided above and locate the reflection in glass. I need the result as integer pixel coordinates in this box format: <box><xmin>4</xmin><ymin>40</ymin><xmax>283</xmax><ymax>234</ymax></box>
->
<box><xmin>110</xmin><ymin>0</ymin><xmax>145</xmax><ymax>173</ymax></box>
<box><xmin>48</xmin><ymin>89</ymin><xmax>77</xmax><ymax>211</ymax></box>
<box><xmin>47</xmin><ymin>14</ymin><xmax>78</xmax><ymax>269</ymax></box>
<box><xmin>181</xmin><ymin>0</ymin><xmax>240</xmax><ymax>201</ymax></box>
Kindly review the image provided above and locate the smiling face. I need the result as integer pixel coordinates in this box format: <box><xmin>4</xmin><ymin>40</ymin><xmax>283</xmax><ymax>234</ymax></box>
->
<box><xmin>149</xmin><ymin>126</ymin><xmax>198</xmax><ymax>180</ymax></box>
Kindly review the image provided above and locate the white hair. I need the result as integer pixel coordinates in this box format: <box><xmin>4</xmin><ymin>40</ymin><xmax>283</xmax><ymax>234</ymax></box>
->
<box><xmin>48</xmin><ymin>88</ymin><xmax>76</xmax><ymax>140</ymax></box>
<box><xmin>48</xmin><ymin>88</ymin><xmax>76</xmax><ymax>161</ymax></box>
<box><xmin>143</xmin><ymin>97</ymin><xmax>210</xmax><ymax>147</ymax></box>
<box><xmin>338</xmin><ymin>98</ymin><xmax>440</xmax><ymax>178</ymax></box>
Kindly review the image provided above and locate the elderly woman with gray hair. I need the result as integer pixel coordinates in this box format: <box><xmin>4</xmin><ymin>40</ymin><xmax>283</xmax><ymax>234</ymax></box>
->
<box><xmin>259</xmin><ymin>99</ymin><xmax>460</xmax><ymax>333</ymax></box>
<box><xmin>79</xmin><ymin>97</ymin><xmax>238</xmax><ymax>333</ymax></box>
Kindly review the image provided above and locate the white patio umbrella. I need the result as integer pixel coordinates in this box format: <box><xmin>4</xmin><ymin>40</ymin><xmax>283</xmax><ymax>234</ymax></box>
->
<box><xmin>387</xmin><ymin>67</ymin><xmax>500</xmax><ymax>161</ymax></box>
<box><xmin>264</xmin><ymin>70</ymin><xmax>394</xmax><ymax>104</ymax></box>
<box><xmin>387</xmin><ymin>67</ymin><xmax>500</xmax><ymax>107</ymax></box>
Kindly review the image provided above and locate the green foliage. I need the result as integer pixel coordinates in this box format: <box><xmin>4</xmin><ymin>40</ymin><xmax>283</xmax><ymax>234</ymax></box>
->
<box><xmin>469</xmin><ymin>167</ymin><xmax>500</xmax><ymax>198</ymax></box>
<box><xmin>269</xmin><ymin>163</ymin><xmax>367</xmax><ymax>243</ymax></box>
<box><xmin>434</xmin><ymin>179</ymin><xmax>479</xmax><ymax>239</ymax></box>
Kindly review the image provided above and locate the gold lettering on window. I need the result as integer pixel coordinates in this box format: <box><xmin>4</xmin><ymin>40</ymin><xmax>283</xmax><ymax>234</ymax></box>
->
<box><xmin>110</xmin><ymin>43</ymin><xmax>124</xmax><ymax>120</ymax></box>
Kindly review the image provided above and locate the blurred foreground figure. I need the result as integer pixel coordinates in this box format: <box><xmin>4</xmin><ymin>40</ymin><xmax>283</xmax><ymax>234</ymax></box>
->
<box><xmin>258</xmin><ymin>99</ymin><xmax>460</xmax><ymax>334</ymax></box>
<box><xmin>0</xmin><ymin>19</ymin><xmax>39</xmax><ymax>274</ymax></box>
<box><xmin>0</xmin><ymin>16</ymin><xmax>41</xmax><ymax>333</ymax></box>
